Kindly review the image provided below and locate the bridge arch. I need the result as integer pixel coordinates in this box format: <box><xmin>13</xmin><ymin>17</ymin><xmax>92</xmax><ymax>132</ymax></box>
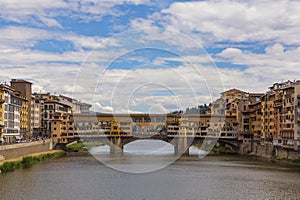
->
<box><xmin>124</xmin><ymin>139</ymin><xmax>174</xmax><ymax>155</ymax></box>
<box><xmin>217</xmin><ymin>139</ymin><xmax>240</xmax><ymax>152</ymax></box>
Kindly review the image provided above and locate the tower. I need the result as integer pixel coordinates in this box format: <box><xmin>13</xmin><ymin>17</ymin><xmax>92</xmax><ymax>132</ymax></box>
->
<box><xmin>10</xmin><ymin>79</ymin><xmax>32</xmax><ymax>139</ymax></box>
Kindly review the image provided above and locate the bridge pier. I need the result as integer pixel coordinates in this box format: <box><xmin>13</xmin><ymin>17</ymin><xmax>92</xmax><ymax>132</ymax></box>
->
<box><xmin>173</xmin><ymin>137</ymin><xmax>190</xmax><ymax>156</ymax></box>
<box><xmin>109</xmin><ymin>137</ymin><xmax>124</xmax><ymax>155</ymax></box>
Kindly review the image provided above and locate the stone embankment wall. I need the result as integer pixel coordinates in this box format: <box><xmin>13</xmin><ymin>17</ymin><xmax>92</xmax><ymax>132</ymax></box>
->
<box><xmin>239</xmin><ymin>141</ymin><xmax>300</xmax><ymax>159</ymax></box>
<box><xmin>0</xmin><ymin>139</ymin><xmax>52</xmax><ymax>162</ymax></box>
<box><xmin>274</xmin><ymin>146</ymin><xmax>300</xmax><ymax>159</ymax></box>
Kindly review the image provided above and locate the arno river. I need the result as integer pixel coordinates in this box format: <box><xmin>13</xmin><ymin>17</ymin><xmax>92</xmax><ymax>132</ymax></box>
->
<box><xmin>1</xmin><ymin>141</ymin><xmax>300</xmax><ymax>200</ymax></box>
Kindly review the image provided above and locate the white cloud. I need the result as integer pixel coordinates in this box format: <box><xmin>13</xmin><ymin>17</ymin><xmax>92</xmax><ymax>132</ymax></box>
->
<box><xmin>95</xmin><ymin>102</ymin><xmax>114</xmax><ymax>112</ymax></box>
<box><xmin>0</xmin><ymin>26</ymin><xmax>52</xmax><ymax>49</ymax></box>
<box><xmin>1</xmin><ymin>25</ymin><xmax>124</xmax><ymax>51</ymax></box>
<box><xmin>0</xmin><ymin>0</ymin><xmax>68</xmax><ymax>26</ymax></box>
<box><xmin>218</xmin><ymin>48</ymin><xmax>242</xmax><ymax>59</ymax></box>
<box><xmin>153</xmin><ymin>54</ymin><xmax>214</xmax><ymax>66</ymax></box>
<box><xmin>0</xmin><ymin>0</ymin><xmax>151</xmax><ymax>26</ymax></box>
<box><xmin>38</xmin><ymin>16</ymin><xmax>63</xmax><ymax>28</ymax></box>
<box><xmin>1</xmin><ymin>0</ymin><xmax>299</xmax><ymax>113</ymax></box>
<box><xmin>74</xmin><ymin>61</ymin><xmax>225</xmax><ymax>113</ymax></box>
<box><xmin>217</xmin><ymin>44</ymin><xmax>300</xmax><ymax>91</ymax></box>
<box><xmin>158</xmin><ymin>0</ymin><xmax>300</xmax><ymax>45</ymax></box>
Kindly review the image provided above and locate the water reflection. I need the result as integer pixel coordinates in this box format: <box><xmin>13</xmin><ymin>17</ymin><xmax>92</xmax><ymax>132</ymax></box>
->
<box><xmin>89</xmin><ymin>145</ymin><xmax>110</xmax><ymax>154</ymax></box>
<box><xmin>1</xmin><ymin>153</ymin><xmax>300</xmax><ymax>200</ymax></box>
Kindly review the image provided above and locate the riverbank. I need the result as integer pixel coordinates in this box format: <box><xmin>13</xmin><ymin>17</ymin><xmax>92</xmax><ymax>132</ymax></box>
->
<box><xmin>0</xmin><ymin>150</ymin><xmax>65</xmax><ymax>173</ymax></box>
<box><xmin>194</xmin><ymin>144</ymin><xmax>300</xmax><ymax>167</ymax></box>
<box><xmin>243</xmin><ymin>153</ymin><xmax>300</xmax><ymax>168</ymax></box>
<box><xmin>66</xmin><ymin>141</ymin><xmax>104</xmax><ymax>152</ymax></box>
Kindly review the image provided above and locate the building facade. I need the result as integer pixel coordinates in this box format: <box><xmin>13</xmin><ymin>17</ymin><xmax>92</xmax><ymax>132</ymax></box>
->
<box><xmin>31</xmin><ymin>95</ymin><xmax>42</xmax><ymax>138</ymax></box>
<box><xmin>0</xmin><ymin>84</ymin><xmax>24</xmax><ymax>143</ymax></box>
<box><xmin>247</xmin><ymin>80</ymin><xmax>300</xmax><ymax>150</ymax></box>
<box><xmin>0</xmin><ymin>87</ymin><xmax>5</xmax><ymax>143</ymax></box>
<box><xmin>10</xmin><ymin>79</ymin><xmax>32</xmax><ymax>139</ymax></box>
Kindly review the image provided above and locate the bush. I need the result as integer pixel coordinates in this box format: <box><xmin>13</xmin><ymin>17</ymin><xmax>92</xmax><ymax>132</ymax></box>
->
<box><xmin>0</xmin><ymin>162</ymin><xmax>17</xmax><ymax>173</ymax></box>
<box><xmin>21</xmin><ymin>156</ymin><xmax>36</xmax><ymax>168</ymax></box>
<box><xmin>0</xmin><ymin>151</ymin><xmax>65</xmax><ymax>173</ymax></box>
<box><xmin>66</xmin><ymin>142</ymin><xmax>84</xmax><ymax>151</ymax></box>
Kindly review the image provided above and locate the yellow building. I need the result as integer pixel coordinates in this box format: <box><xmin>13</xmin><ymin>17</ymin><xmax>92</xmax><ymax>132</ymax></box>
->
<box><xmin>261</xmin><ymin>93</ymin><xmax>276</xmax><ymax>144</ymax></box>
<box><xmin>221</xmin><ymin>88</ymin><xmax>248</xmax><ymax>103</ymax></box>
<box><xmin>249</xmin><ymin>101</ymin><xmax>262</xmax><ymax>141</ymax></box>
<box><xmin>73</xmin><ymin>113</ymin><xmax>238</xmax><ymax>143</ymax></box>
<box><xmin>20</xmin><ymin>98</ymin><xmax>29</xmax><ymax>139</ymax></box>
<box><xmin>261</xmin><ymin>80</ymin><xmax>300</xmax><ymax>150</ymax></box>
<box><xmin>273</xmin><ymin>92</ymin><xmax>283</xmax><ymax>145</ymax></box>
<box><xmin>281</xmin><ymin>84</ymin><xmax>299</xmax><ymax>148</ymax></box>
<box><xmin>237</xmin><ymin>93</ymin><xmax>264</xmax><ymax>143</ymax></box>
<box><xmin>211</xmin><ymin>88</ymin><xmax>247</xmax><ymax>116</ymax></box>
<box><xmin>52</xmin><ymin>113</ymin><xmax>77</xmax><ymax>144</ymax></box>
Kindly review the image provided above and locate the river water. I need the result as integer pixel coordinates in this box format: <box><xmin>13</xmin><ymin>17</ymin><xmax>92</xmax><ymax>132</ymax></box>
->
<box><xmin>0</xmin><ymin>141</ymin><xmax>300</xmax><ymax>200</ymax></box>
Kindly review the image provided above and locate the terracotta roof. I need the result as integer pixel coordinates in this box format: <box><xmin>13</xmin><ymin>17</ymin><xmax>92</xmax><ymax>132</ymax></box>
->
<box><xmin>0</xmin><ymin>84</ymin><xmax>15</xmax><ymax>92</ymax></box>
<box><xmin>221</xmin><ymin>88</ymin><xmax>247</xmax><ymax>94</ymax></box>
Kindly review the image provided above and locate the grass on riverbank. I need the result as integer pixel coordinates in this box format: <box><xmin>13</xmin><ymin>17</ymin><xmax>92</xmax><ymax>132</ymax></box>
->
<box><xmin>213</xmin><ymin>146</ymin><xmax>234</xmax><ymax>153</ymax></box>
<box><xmin>276</xmin><ymin>157</ymin><xmax>300</xmax><ymax>164</ymax></box>
<box><xmin>66</xmin><ymin>141</ymin><xmax>104</xmax><ymax>151</ymax></box>
<box><xmin>193</xmin><ymin>144</ymin><xmax>234</xmax><ymax>153</ymax></box>
<box><xmin>0</xmin><ymin>150</ymin><xmax>65</xmax><ymax>173</ymax></box>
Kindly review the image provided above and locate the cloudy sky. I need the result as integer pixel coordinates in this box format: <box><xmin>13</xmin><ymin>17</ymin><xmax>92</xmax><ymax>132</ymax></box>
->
<box><xmin>0</xmin><ymin>0</ymin><xmax>299</xmax><ymax>113</ymax></box>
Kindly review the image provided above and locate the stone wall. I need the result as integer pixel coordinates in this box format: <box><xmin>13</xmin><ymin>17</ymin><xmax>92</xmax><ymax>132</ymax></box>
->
<box><xmin>253</xmin><ymin>143</ymin><xmax>274</xmax><ymax>158</ymax></box>
<box><xmin>0</xmin><ymin>139</ymin><xmax>52</xmax><ymax>162</ymax></box>
<box><xmin>274</xmin><ymin>146</ymin><xmax>300</xmax><ymax>160</ymax></box>
<box><xmin>239</xmin><ymin>142</ymin><xmax>300</xmax><ymax>160</ymax></box>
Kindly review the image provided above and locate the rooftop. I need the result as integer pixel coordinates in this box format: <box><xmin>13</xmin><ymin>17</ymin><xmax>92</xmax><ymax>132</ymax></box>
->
<box><xmin>10</xmin><ymin>79</ymin><xmax>33</xmax><ymax>85</ymax></box>
<box><xmin>221</xmin><ymin>88</ymin><xmax>247</xmax><ymax>95</ymax></box>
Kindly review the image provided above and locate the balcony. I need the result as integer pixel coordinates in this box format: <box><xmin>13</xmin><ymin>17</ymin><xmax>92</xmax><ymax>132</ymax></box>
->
<box><xmin>282</xmin><ymin>127</ymin><xmax>294</xmax><ymax>131</ymax></box>
<box><xmin>249</xmin><ymin>113</ymin><xmax>256</xmax><ymax>118</ymax></box>
<box><xmin>274</xmin><ymin>102</ymin><xmax>282</xmax><ymax>107</ymax></box>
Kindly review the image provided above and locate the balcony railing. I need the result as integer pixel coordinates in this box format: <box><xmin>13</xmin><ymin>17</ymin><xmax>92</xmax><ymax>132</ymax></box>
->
<box><xmin>282</xmin><ymin>127</ymin><xmax>294</xmax><ymax>131</ymax></box>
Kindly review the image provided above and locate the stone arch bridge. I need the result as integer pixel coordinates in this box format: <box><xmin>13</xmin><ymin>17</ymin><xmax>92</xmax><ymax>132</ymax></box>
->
<box><xmin>78</xmin><ymin>134</ymin><xmax>240</xmax><ymax>155</ymax></box>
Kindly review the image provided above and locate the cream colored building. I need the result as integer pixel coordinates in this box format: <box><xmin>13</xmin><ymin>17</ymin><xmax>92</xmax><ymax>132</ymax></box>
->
<box><xmin>31</xmin><ymin>95</ymin><xmax>42</xmax><ymax>137</ymax></box>
<box><xmin>0</xmin><ymin>84</ymin><xmax>24</xmax><ymax>143</ymax></box>
<box><xmin>0</xmin><ymin>87</ymin><xmax>5</xmax><ymax>143</ymax></box>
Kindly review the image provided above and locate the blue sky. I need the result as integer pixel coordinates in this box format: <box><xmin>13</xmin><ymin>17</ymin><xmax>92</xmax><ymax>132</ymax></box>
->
<box><xmin>0</xmin><ymin>0</ymin><xmax>299</xmax><ymax>113</ymax></box>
